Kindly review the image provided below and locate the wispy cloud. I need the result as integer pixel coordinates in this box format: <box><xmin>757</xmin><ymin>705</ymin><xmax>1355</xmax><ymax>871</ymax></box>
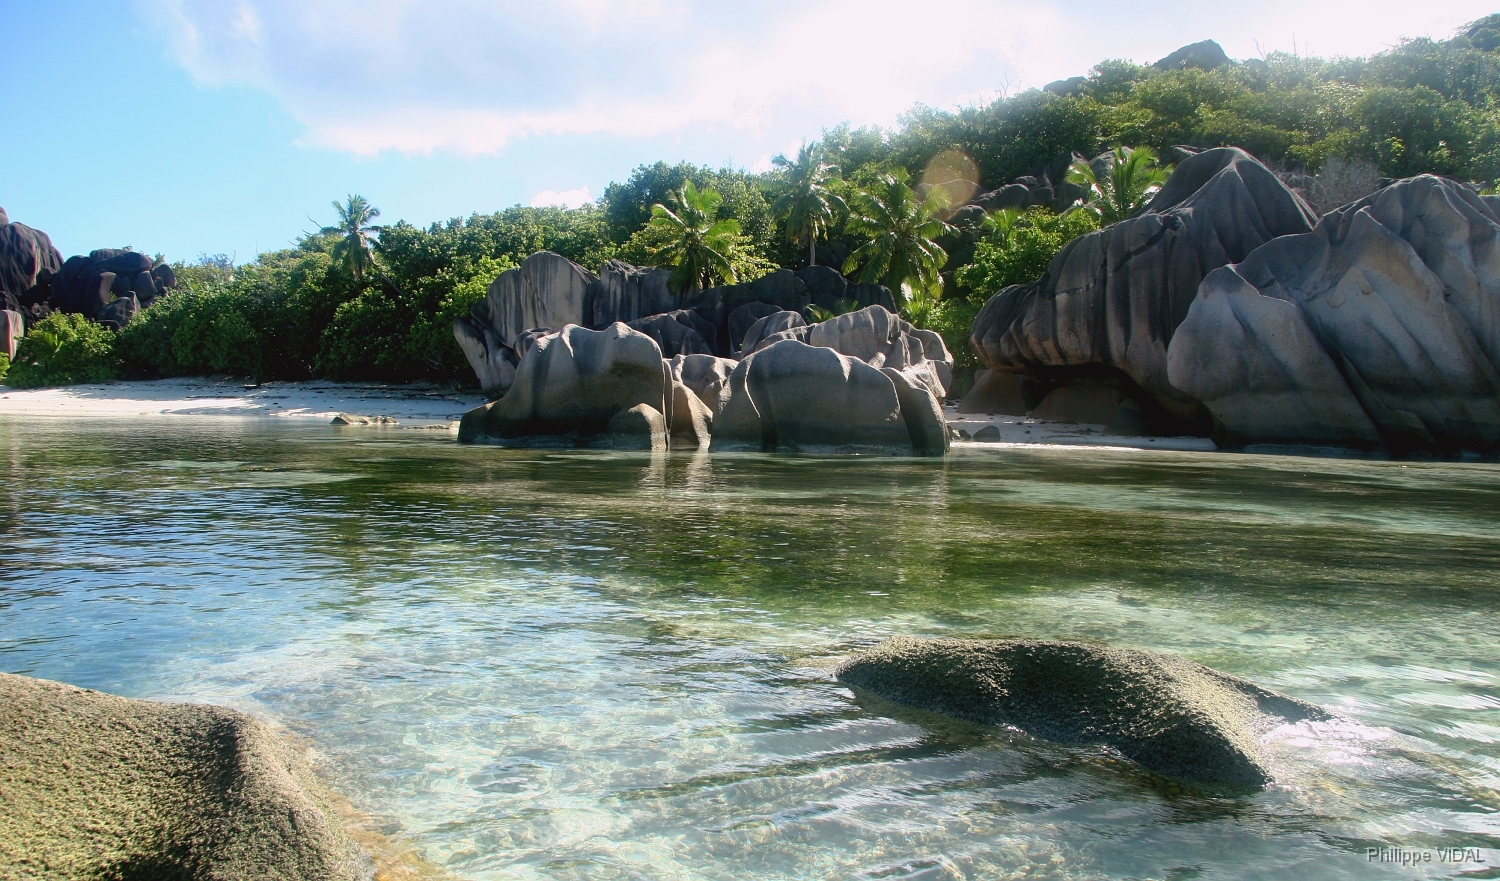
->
<box><xmin>139</xmin><ymin>0</ymin><xmax>1494</xmax><ymax>158</ymax></box>
<box><xmin>530</xmin><ymin>186</ymin><xmax>593</xmax><ymax>209</ymax></box>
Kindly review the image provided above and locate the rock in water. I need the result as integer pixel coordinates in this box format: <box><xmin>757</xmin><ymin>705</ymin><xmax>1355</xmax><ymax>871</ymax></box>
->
<box><xmin>459</xmin><ymin>323</ymin><xmax>670</xmax><ymax>445</ymax></box>
<box><xmin>836</xmin><ymin>637</ymin><xmax>1328</xmax><ymax>786</ymax></box>
<box><xmin>670</xmin><ymin>380</ymin><xmax>714</xmax><ymax>447</ymax></box>
<box><xmin>605</xmin><ymin>403</ymin><xmax>669</xmax><ymax>451</ymax></box>
<box><xmin>0</xmin><ymin>672</ymin><xmax>369</xmax><ymax>880</ymax></box>
<box><xmin>710</xmin><ymin>339</ymin><xmax>947</xmax><ymax>455</ymax></box>
<box><xmin>971</xmin><ymin>148</ymin><xmax>1316</xmax><ymax>430</ymax></box>
<box><xmin>1168</xmin><ymin>175</ymin><xmax>1500</xmax><ymax>455</ymax></box>
<box><xmin>669</xmin><ymin>353</ymin><xmax>737</xmax><ymax>409</ymax></box>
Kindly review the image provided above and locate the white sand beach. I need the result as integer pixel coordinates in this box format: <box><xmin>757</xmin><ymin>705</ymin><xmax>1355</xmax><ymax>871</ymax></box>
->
<box><xmin>0</xmin><ymin>377</ymin><xmax>486</xmax><ymax>427</ymax></box>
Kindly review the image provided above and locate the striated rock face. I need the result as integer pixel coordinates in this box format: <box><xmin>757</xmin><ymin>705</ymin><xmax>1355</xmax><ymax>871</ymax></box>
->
<box><xmin>0</xmin><ymin>212</ymin><xmax>63</xmax><ymax>313</ymax></box>
<box><xmin>0</xmin><ymin>672</ymin><xmax>369</xmax><ymax>881</ymax></box>
<box><xmin>710</xmin><ymin>339</ymin><xmax>948</xmax><ymax>455</ymax></box>
<box><xmin>669</xmin><ymin>353</ymin><xmax>736</xmax><ymax>410</ymax></box>
<box><xmin>836</xmin><ymin>637</ymin><xmax>1329</xmax><ymax>786</ymax></box>
<box><xmin>1169</xmin><ymin>175</ymin><xmax>1500</xmax><ymax>455</ymax></box>
<box><xmin>970</xmin><ymin>148</ymin><xmax>1317</xmax><ymax>430</ymax></box>
<box><xmin>737</xmin><ymin>310</ymin><xmax>806</xmax><ymax>358</ymax></box>
<box><xmin>592</xmin><ymin>260</ymin><xmax>677</xmax><ymax>327</ymax></box>
<box><xmin>626</xmin><ymin>310</ymin><xmax>716</xmax><ymax>359</ymax></box>
<box><xmin>459</xmin><ymin>323</ymin><xmax>670</xmax><ymax>445</ymax></box>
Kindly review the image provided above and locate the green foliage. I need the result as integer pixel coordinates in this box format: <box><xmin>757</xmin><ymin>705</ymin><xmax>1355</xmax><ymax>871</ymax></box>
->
<box><xmin>4</xmin><ymin>313</ymin><xmax>118</xmax><ymax>388</ymax></box>
<box><xmin>648</xmin><ymin>181</ymin><xmax>744</xmax><ymax>293</ymax></box>
<box><xmin>955</xmin><ymin>207</ymin><xmax>1100</xmax><ymax>296</ymax></box>
<box><xmin>770</xmin><ymin>142</ymin><xmax>847</xmax><ymax>267</ymax></box>
<box><xmin>1067</xmin><ymin>146</ymin><xmax>1171</xmax><ymax>223</ymax></box>
<box><xmin>842</xmin><ymin>170</ymin><xmax>952</xmax><ymax>309</ymax></box>
<box><xmin>0</xmin><ymin>352</ymin><xmax>9</xmax><ymax>383</ymax></box>
<box><xmin>321</xmin><ymin>195</ymin><xmax>381</xmax><ymax>280</ymax></box>
<box><xmin>602</xmin><ymin>162</ymin><xmax>781</xmax><ymax>264</ymax></box>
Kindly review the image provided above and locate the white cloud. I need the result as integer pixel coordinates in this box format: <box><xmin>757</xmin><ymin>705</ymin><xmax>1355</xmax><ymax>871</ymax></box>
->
<box><xmin>138</xmin><ymin>0</ymin><xmax>1498</xmax><ymax>158</ymax></box>
<box><xmin>529</xmin><ymin>186</ymin><xmax>593</xmax><ymax>209</ymax></box>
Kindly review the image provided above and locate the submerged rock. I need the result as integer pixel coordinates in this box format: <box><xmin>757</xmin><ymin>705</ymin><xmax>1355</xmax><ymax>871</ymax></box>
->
<box><xmin>1168</xmin><ymin>175</ymin><xmax>1500</xmax><ymax>455</ymax></box>
<box><xmin>0</xmin><ymin>672</ymin><xmax>368</xmax><ymax>880</ymax></box>
<box><xmin>459</xmin><ymin>323</ymin><xmax>670</xmax><ymax>445</ymax></box>
<box><xmin>331</xmin><ymin>413</ymin><xmax>397</xmax><ymax>426</ymax></box>
<box><xmin>970</xmin><ymin>148</ymin><xmax>1316</xmax><ymax>431</ymax></box>
<box><xmin>836</xmin><ymin>637</ymin><xmax>1328</xmax><ymax>786</ymax></box>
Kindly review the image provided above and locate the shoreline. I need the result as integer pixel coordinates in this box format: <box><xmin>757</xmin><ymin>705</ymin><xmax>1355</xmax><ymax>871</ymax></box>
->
<box><xmin>0</xmin><ymin>377</ymin><xmax>486</xmax><ymax>427</ymax></box>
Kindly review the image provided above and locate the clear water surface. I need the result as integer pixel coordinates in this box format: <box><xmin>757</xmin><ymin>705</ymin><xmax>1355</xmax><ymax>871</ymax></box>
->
<box><xmin>2</xmin><ymin>417</ymin><xmax>1498</xmax><ymax>880</ymax></box>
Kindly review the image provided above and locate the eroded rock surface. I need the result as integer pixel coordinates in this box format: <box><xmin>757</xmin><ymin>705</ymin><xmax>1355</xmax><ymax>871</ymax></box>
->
<box><xmin>970</xmin><ymin>148</ymin><xmax>1317</xmax><ymax>431</ymax></box>
<box><xmin>1168</xmin><ymin>175</ymin><xmax>1500</xmax><ymax>454</ymax></box>
<box><xmin>836</xmin><ymin>636</ymin><xmax>1328</xmax><ymax>786</ymax></box>
<box><xmin>0</xmin><ymin>672</ymin><xmax>369</xmax><ymax>881</ymax></box>
<box><xmin>711</xmin><ymin>339</ymin><xmax>947</xmax><ymax>455</ymax></box>
<box><xmin>459</xmin><ymin>323</ymin><xmax>669</xmax><ymax>445</ymax></box>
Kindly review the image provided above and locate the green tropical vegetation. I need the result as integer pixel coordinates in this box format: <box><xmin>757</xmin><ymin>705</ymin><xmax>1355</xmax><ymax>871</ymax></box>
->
<box><xmin>647</xmin><ymin>181</ymin><xmax>743</xmax><ymax>293</ymax></box>
<box><xmin>0</xmin><ymin>352</ymin><xmax>9</xmax><ymax>384</ymax></box>
<box><xmin>11</xmin><ymin>17</ymin><xmax>1500</xmax><ymax>389</ymax></box>
<box><xmin>1068</xmin><ymin>146</ymin><xmax>1172</xmax><ymax>223</ymax></box>
<box><xmin>5</xmin><ymin>313</ymin><xmax>119</xmax><ymax>388</ymax></box>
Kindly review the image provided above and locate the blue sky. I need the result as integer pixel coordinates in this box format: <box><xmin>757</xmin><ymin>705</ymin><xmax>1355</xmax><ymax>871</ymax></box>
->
<box><xmin>1</xmin><ymin>1</ymin><xmax>1493</xmax><ymax>263</ymax></box>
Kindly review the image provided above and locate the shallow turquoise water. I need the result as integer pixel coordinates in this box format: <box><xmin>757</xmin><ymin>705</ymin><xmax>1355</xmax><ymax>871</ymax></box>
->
<box><xmin>2</xmin><ymin>417</ymin><xmax>1499</xmax><ymax>880</ymax></box>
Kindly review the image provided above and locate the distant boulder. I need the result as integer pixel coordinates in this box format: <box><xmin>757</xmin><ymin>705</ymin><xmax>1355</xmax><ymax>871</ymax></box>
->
<box><xmin>737</xmin><ymin>310</ymin><xmax>806</xmax><ymax>358</ymax></box>
<box><xmin>971</xmin><ymin>147</ymin><xmax>1317</xmax><ymax>433</ymax></box>
<box><xmin>684</xmin><ymin>269</ymin><xmax>811</xmax><ymax>352</ymax></box>
<box><xmin>0</xmin><ymin>210</ymin><xmax>64</xmax><ymax>315</ymax></box>
<box><xmin>592</xmin><ymin>260</ymin><xmax>677</xmax><ymax>327</ymax></box>
<box><xmin>711</xmin><ymin>339</ymin><xmax>948</xmax><ymax>456</ymax></box>
<box><xmin>669</xmin><ymin>353</ymin><xmax>736</xmax><ymax>410</ymax></box>
<box><xmin>727</xmin><ymin>301</ymin><xmax>783</xmax><ymax>353</ymax></box>
<box><xmin>836</xmin><ymin>636</ymin><xmax>1329</xmax><ymax>786</ymax></box>
<box><xmin>1043</xmin><ymin>76</ymin><xmax>1087</xmax><ymax>97</ymax></box>
<box><xmin>458</xmin><ymin>323</ymin><xmax>670</xmax><ymax>445</ymax></box>
<box><xmin>44</xmin><ymin>248</ymin><xmax>176</xmax><ymax>326</ymax></box>
<box><xmin>626</xmin><ymin>310</ymin><xmax>716</xmax><ymax>358</ymax></box>
<box><xmin>1168</xmin><ymin>175</ymin><xmax>1500</xmax><ymax>455</ymax></box>
<box><xmin>1154</xmin><ymin>39</ymin><xmax>1232</xmax><ymax>71</ymax></box>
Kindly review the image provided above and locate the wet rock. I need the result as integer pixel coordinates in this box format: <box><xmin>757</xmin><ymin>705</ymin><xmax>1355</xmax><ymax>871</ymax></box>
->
<box><xmin>1168</xmin><ymin>174</ymin><xmax>1500</xmax><ymax>455</ymax></box>
<box><xmin>459</xmin><ymin>323</ymin><xmax>669</xmax><ymax>445</ymax></box>
<box><xmin>670</xmin><ymin>380</ymin><xmax>713</xmax><ymax>447</ymax></box>
<box><xmin>605</xmin><ymin>403</ymin><xmax>669</xmax><ymax>451</ymax></box>
<box><xmin>882</xmin><ymin>367</ymin><xmax>950</xmax><ymax>456</ymax></box>
<box><xmin>972</xmin><ymin>425</ymin><xmax>1002</xmax><ymax>442</ymax></box>
<box><xmin>971</xmin><ymin>148</ymin><xmax>1317</xmax><ymax>429</ymax></box>
<box><xmin>836</xmin><ymin>636</ymin><xmax>1329</xmax><ymax>786</ymax></box>
<box><xmin>331</xmin><ymin>413</ymin><xmax>397</xmax><ymax>425</ymax></box>
<box><xmin>957</xmin><ymin>369</ymin><xmax>1028</xmax><ymax>415</ymax></box>
<box><xmin>0</xmin><ymin>672</ymin><xmax>368</xmax><ymax>880</ymax></box>
<box><xmin>711</xmin><ymin>339</ymin><xmax>942</xmax><ymax>455</ymax></box>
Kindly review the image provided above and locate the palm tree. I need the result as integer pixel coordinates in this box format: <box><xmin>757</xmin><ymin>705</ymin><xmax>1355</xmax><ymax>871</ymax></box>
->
<box><xmin>649</xmin><ymin>181</ymin><xmax>741</xmax><ymax>293</ymax></box>
<box><xmin>321</xmin><ymin>195</ymin><xmax>381</xmax><ymax>281</ymax></box>
<box><xmin>1066</xmin><ymin>146</ymin><xmax>1170</xmax><ymax>224</ymax></box>
<box><xmin>841</xmin><ymin>170</ymin><xmax>952</xmax><ymax>309</ymax></box>
<box><xmin>771</xmin><ymin>142</ymin><xmax>847</xmax><ymax>268</ymax></box>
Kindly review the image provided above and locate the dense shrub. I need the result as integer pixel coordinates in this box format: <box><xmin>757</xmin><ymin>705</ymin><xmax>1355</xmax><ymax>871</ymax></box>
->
<box><xmin>0</xmin><ymin>352</ymin><xmax>9</xmax><ymax>384</ymax></box>
<box><xmin>4</xmin><ymin>313</ymin><xmax>118</xmax><ymax>388</ymax></box>
<box><xmin>955</xmin><ymin>208</ymin><xmax>1100</xmax><ymax>296</ymax></box>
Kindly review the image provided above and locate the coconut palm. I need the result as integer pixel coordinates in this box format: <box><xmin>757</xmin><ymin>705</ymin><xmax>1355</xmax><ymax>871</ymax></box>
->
<box><xmin>1066</xmin><ymin>146</ymin><xmax>1170</xmax><ymax>224</ymax></box>
<box><xmin>841</xmin><ymin>170</ymin><xmax>952</xmax><ymax>309</ymax></box>
<box><xmin>649</xmin><ymin>181</ymin><xmax>741</xmax><ymax>293</ymax></box>
<box><xmin>321</xmin><ymin>195</ymin><xmax>381</xmax><ymax>281</ymax></box>
<box><xmin>771</xmin><ymin>142</ymin><xmax>847</xmax><ymax>269</ymax></box>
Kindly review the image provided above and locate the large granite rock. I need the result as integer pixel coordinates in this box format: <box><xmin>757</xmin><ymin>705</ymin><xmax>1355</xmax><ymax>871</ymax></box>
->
<box><xmin>626</xmin><ymin>310</ymin><xmax>716</xmax><ymax>358</ymax></box>
<box><xmin>971</xmin><ymin>148</ymin><xmax>1317</xmax><ymax>431</ymax></box>
<box><xmin>0</xmin><ymin>672</ymin><xmax>368</xmax><ymax>880</ymax></box>
<box><xmin>3</xmin><ymin>309</ymin><xmax>22</xmax><ymax>360</ymax></box>
<box><xmin>710</xmin><ymin>339</ymin><xmax>948</xmax><ymax>455</ymax></box>
<box><xmin>592</xmin><ymin>260</ymin><xmax>678</xmax><ymax>327</ymax></box>
<box><xmin>0</xmin><ymin>211</ymin><xmax>63</xmax><ymax>310</ymax></box>
<box><xmin>459</xmin><ymin>323</ymin><xmax>671</xmax><ymax>445</ymax></box>
<box><xmin>1168</xmin><ymin>175</ymin><xmax>1500</xmax><ymax>455</ymax></box>
<box><xmin>836</xmin><ymin>637</ymin><xmax>1328</xmax><ymax>786</ymax></box>
<box><xmin>669</xmin><ymin>353</ymin><xmax>737</xmax><ymax>409</ymax></box>
<box><xmin>684</xmin><ymin>269</ymin><xmax>812</xmax><ymax>353</ymax></box>
<box><xmin>805</xmin><ymin>305</ymin><xmax>953</xmax><ymax>396</ymax></box>
<box><xmin>957</xmin><ymin>369</ymin><xmax>1027</xmax><ymax>415</ymax></box>
<box><xmin>737</xmin><ymin>310</ymin><xmax>806</xmax><ymax>358</ymax></box>
<box><xmin>46</xmin><ymin>249</ymin><xmax>173</xmax><ymax>324</ymax></box>
<box><xmin>670</xmin><ymin>380</ymin><xmax>714</xmax><ymax>447</ymax></box>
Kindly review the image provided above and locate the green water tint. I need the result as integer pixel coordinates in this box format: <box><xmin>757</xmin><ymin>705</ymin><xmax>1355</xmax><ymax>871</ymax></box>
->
<box><xmin>2</xmin><ymin>418</ymin><xmax>1498</xmax><ymax>880</ymax></box>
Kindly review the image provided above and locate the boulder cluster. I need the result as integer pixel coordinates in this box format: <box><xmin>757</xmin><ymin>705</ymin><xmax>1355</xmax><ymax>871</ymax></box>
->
<box><xmin>455</xmin><ymin>253</ymin><xmax>952</xmax><ymax>455</ymax></box>
<box><xmin>0</xmin><ymin>206</ymin><xmax>178</xmax><ymax>353</ymax></box>
<box><xmin>963</xmin><ymin>147</ymin><xmax>1500</xmax><ymax>457</ymax></box>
